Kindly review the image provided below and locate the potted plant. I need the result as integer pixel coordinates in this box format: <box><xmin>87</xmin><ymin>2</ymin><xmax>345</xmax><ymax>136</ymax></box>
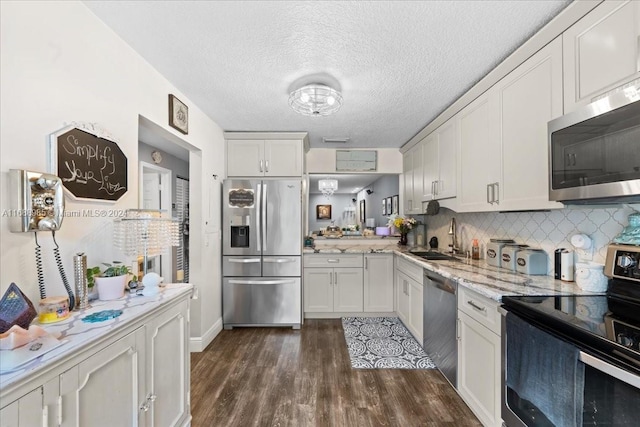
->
<box><xmin>88</xmin><ymin>262</ymin><xmax>136</xmax><ymax>301</ymax></box>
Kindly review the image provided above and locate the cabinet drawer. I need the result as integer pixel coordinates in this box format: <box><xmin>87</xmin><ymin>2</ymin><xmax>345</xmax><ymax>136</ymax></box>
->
<box><xmin>395</xmin><ymin>255</ymin><xmax>423</xmax><ymax>283</ymax></box>
<box><xmin>303</xmin><ymin>254</ymin><xmax>363</xmax><ymax>268</ymax></box>
<box><xmin>458</xmin><ymin>287</ymin><xmax>501</xmax><ymax>336</ymax></box>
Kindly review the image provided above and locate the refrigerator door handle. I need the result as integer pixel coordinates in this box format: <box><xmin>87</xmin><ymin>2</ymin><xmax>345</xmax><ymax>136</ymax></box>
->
<box><xmin>228</xmin><ymin>279</ymin><xmax>297</xmax><ymax>285</ymax></box>
<box><xmin>228</xmin><ymin>258</ymin><xmax>261</xmax><ymax>263</ymax></box>
<box><xmin>263</xmin><ymin>258</ymin><xmax>296</xmax><ymax>263</ymax></box>
<box><xmin>256</xmin><ymin>182</ymin><xmax>262</xmax><ymax>252</ymax></box>
<box><xmin>262</xmin><ymin>182</ymin><xmax>268</xmax><ymax>251</ymax></box>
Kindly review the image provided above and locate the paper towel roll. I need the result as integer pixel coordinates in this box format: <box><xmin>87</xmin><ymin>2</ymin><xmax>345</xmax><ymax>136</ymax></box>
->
<box><xmin>571</xmin><ymin>234</ymin><xmax>592</xmax><ymax>250</ymax></box>
<box><xmin>561</xmin><ymin>251</ymin><xmax>574</xmax><ymax>282</ymax></box>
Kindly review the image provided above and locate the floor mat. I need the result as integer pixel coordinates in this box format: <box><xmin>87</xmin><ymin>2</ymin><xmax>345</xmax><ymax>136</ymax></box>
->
<box><xmin>341</xmin><ymin>317</ymin><xmax>436</xmax><ymax>369</ymax></box>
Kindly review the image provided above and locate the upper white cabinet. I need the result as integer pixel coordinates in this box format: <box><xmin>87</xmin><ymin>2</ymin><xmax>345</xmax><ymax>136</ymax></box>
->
<box><xmin>458</xmin><ymin>37</ymin><xmax>564</xmax><ymax>212</ymax></box>
<box><xmin>402</xmin><ymin>143</ymin><xmax>424</xmax><ymax>214</ymax></box>
<box><xmin>563</xmin><ymin>0</ymin><xmax>640</xmax><ymax>113</ymax></box>
<box><xmin>225</xmin><ymin>132</ymin><xmax>309</xmax><ymax>177</ymax></box>
<box><xmin>422</xmin><ymin>118</ymin><xmax>457</xmax><ymax>201</ymax></box>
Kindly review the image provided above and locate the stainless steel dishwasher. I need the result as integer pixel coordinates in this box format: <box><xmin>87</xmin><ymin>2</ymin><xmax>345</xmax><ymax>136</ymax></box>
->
<box><xmin>423</xmin><ymin>269</ymin><xmax>457</xmax><ymax>388</ymax></box>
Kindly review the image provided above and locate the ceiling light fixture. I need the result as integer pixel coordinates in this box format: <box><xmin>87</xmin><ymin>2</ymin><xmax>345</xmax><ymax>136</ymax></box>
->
<box><xmin>289</xmin><ymin>84</ymin><xmax>343</xmax><ymax>116</ymax></box>
<box><xmin>318</xmin><ymin>178</ymin><xmax>338</xmax><ymax>198</ymax></box>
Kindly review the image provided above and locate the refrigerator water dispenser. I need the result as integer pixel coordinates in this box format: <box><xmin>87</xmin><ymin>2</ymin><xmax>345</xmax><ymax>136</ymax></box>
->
<box><xmin>231</xmin><ymin>225</ymin><xmax>250</xmax><ymax>248</ymax></box>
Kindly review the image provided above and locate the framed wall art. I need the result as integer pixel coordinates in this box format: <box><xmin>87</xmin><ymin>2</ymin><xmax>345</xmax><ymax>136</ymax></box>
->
<box><xmin>169</xmin><ymin>94</ymin><xmax>189</xmax><ymax>134</ymax></box>
<box><xmin>392</xmin><ymin>195</ymin><xmax>399</xmax><ymax>214</ymax></box>
<box><xmin>386</xmin><ymin>197</ymin><xmax>392</xmax><ymax>216</ymax></box>
<box><xmin>316</xmin><ymin>204</ymin><xmax>332</xmax><ymax>220</ymax></box>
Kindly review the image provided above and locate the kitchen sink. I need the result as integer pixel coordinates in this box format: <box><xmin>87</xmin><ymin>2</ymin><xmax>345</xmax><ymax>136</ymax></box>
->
<box><xmin>409</xmin><ymin>251</ymin><xmax>460</xmax><ymax>261</ymax></box>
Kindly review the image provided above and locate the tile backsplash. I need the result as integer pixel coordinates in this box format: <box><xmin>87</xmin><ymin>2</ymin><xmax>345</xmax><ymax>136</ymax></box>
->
<box><xmin>417</xmin><ymin>205</ymin><xmax>638</xmax><ymax>275</ymax></box>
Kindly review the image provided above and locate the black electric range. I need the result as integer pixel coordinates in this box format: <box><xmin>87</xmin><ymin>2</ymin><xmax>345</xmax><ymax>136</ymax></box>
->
<box><xmin>502</xmin><ymin>244</ymin><xmax>640</xmax><ymax>376</ymax></box>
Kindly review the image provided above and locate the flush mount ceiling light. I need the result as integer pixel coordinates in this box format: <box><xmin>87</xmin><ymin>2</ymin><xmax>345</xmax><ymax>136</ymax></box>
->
<box><xmin>318</xmin><ymin>178</ymin><xmax>338</xmax><ymax>198</ymax></box>
<box><xmin>289</xmin><ymin>84</ymin><xmax>343</xmax><ymax>116</ymax></box>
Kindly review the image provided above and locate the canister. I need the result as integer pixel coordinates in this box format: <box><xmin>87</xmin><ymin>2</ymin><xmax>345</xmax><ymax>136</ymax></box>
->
<box><xmin>38</xmin><ymin>296</ymin><xmax>70</xmax><ymax>324</ymax></box>
<box><xmin>486</xmin><ymin>238</ymin><xmax>515</xmax><ymax>267</ymax></box>
<box><xmin>501</xmin><ymin>244</ymin><xmax>529</xmax><ymax>270</ymax></box>
<box><xmin>516</xmin><ymin>249</ymin><xmax>548</xmax><ymax>275</ymax></box>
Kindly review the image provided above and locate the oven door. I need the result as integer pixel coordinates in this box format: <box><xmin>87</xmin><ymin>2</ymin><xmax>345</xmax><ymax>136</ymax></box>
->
<box><xmin>501</xmin><ymin>310</ymin><xmax>640</xmax><ymax>427</ymax></box>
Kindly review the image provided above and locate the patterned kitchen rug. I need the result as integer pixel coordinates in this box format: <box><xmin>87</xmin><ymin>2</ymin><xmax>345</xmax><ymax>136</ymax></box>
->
<box><xmin>341</xmin><ymin>317</ymin><xmax>436</xmax><ymax>369</ymax></box>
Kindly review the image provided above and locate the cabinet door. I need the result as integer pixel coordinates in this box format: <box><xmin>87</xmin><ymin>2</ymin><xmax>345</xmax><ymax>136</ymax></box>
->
<box><xmin>227</xmin><ymin>140</ymin><xmax>264</xmax><ymax>177</ymax></box>
<box><xmin>563</xmin><ymin>0</ymin><xmax>640</xmax><ymax>113</ymax></box>
<box><xmin>457</xmin><ymin>92</ymin><xmax>500</xmax><ymax>212</ymax></box>
<box><xmin>303</xmin><ymin>267</ymin><xmax>334</xmax><ymax>312</ymax></box>
<box><xmin>436</xmin><ymin>117</ymin><xmax>457</xmax><ymax>200</ymax></box>
<box><xmin>264</xmin><ymin>140</ymin><xmax>302</xmax><ymax>177</ymax></box>
<box><xmin>402</xmin><ymin>151</ymin><xmax>414</xmax><ymax>214</ymax></box>
<box><xmin>458</xmin><ymin>311</ymin><xmax>501</xmax><ymax>427</ymax></box>
<box><xmin>146</xmin><ymin>299</ymin><xmax>189</xmax><ymax>427</ymax></box>
<box><xmin>60</xmin><ymin>327</ymin><xmax>146</xmax><ymax>427</ymax></box>
<box><xmin>411</xmin><ymin>143</ymin><xmax>424</xmax><ymax>214</ymax></box>
<box><xmin>408</xmin><ymin>279</ymin><xmax>424</xmax><ymax>343</ymax></box>
<box><xmin>0</xmin><ymin>385</ymin><xmax>44</xmax><ymax>427</ymax></box>
<box><xmin>363</xmin><ymin>254</ymin><xmax>394</xmax><ymax>312</ymax></box>
<box><xmin>421</xmin><ymin>134</ymin><xmax>438</xmax><ymax>201</ymax></box>
<box><xmin>334</xmin><ymin>268</ymin><xmax>363</xmax><ymax>312</ymax></box>
<box><xmin>498</xmin><ymin>36</ymin><xmax>564</xmax><ymax>211</ymax></box>
<box><xmin>395</xmin><ymin>271</ymin><xmax>410</xmax><ymax>324</ymax></box>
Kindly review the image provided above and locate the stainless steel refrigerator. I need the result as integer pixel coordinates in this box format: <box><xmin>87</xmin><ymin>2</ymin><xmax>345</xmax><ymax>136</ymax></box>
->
<box><xmin>222</xmin><ymin>179</ymin><xmax>302</xmax><ymax>329</ymax></box>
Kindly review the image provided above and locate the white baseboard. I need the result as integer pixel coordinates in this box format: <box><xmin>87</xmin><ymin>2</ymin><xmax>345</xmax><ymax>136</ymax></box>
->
<box><xmin>189</xmin><ymin>317</ymin><xmax>222</xmax><ymax>352</ymax></box>
<box><xmin>304</xmin><ymin>312</ymin><xmax>398</xmax><ymax>319</ymax></box>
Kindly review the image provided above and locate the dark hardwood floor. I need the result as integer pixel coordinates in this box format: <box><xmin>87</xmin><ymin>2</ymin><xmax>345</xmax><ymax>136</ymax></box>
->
<box><xmin>191</xmin><ymin>319</ymin><xmax>482</xmax><ymax>427</ymax></box>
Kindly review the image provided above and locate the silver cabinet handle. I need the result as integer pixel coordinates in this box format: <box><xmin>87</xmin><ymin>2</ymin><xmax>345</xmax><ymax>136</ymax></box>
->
<box><xmin>486</xmin><ymin>184</ymin><xmax>491</xmax><ymax>204</ymax></box>
<box><xmin>327</xmin><ymin>259</ymin><xmax>340</xmax><ymax>263</ymax></box>
<box><xmin>467</xmin><ymin>300</ymin><xmax>486</xmax><ymax>312</ymax></box>
<box><xmin>259</xmin><ymin>159</ymin><xmax>263</xmax><ymax>173</ymax></box>
<box><xmin>579</xmin><ymin>351</ymin><xmax>640</xmax><ymax>388</ymax></box>
<box><xmin>334</xmin><ymin>272</ymin><xmax>338</xmax><ymax>285</ymax></box>
<box><xmin>493</xmin><ymin>182</ymin><xmax>499</xmax><ymax>205</ymax></box>
<box><xmin>456</xmin><ymin>317</ymin><xmax>461</xmax><ymax>341</ymax></box>
<box><xmin>265</xmin><ymin>160</ymin><xmax>269</xmax><ymax>172</ymax></box>
<box><xmin>329</xmin><ymin>271</ymin><xmax>333</xmax><ymax>285</ymax></box>
<box><xmin>365</xmin><ymin>256</ymin><xmax>368</xmax><ymax>270</ymax></box>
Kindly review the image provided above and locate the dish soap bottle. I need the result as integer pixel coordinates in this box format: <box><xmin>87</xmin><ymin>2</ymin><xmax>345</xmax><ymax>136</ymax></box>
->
<box><xmin>471</xmin><ymin>239</ymin><xmax>480</xmax><ymax>260</ymax></box>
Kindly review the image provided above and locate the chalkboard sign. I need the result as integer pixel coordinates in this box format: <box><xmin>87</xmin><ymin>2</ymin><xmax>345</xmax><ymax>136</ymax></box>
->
<box><xmin>49</xmin><ymin>124</ymin><xmax>128</xmax><ymax>201</ymax></box>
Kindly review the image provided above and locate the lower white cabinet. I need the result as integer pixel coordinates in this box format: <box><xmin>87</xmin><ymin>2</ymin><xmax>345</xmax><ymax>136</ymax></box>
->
<box><xmin>303</xmin><ymin>266</ymin><xmax>363</xmax><ymax>313</ymax></box>
<box><xmin>457</xmin><ymin>288</ymin><xmax>501</xmax><ymax>427</ymax></box>
<box><xmin>395</xmin><ymin>269</ymin><xmax>423</xmax><ymax>343</ymax></box>
<box><xmin>363</xmin><ymin>254</ymin><xmax>394</xmax><ymax>312</ymax></box>
<box><xmin>0</xmin><ymin>293</ymin><xmax>191</xmax><ymax>427</ymax></box>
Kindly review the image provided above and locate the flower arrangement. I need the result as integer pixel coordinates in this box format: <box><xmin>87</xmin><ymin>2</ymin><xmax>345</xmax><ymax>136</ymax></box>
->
<box><xmin>387</xmin><ymin>214</ymin><xmax>417</xmax><ymax>234</ymax></box>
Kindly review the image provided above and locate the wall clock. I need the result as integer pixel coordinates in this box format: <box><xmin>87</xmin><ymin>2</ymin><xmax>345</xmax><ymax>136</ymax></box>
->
<box><xmin>169</xmin><ymin>94</ymin><xmax>189</xmax><ymax>134</ymax></box>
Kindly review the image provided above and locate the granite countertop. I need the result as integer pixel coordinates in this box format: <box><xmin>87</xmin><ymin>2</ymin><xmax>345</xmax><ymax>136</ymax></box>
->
<box><xmin>304</xmin><ymin>244</ymin><xmax>601</xmax><ymax>302</ymax></box>
<box><xmin>0</xmin><ymin>283</ymin><xmax>193</xmax><ymax>392</ymax></box>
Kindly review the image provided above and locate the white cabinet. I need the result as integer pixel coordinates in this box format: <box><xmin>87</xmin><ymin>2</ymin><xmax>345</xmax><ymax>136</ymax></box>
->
<box><xmin>457</xmin><ymin>287</ymin><xmax>502</xmax><ymax>427</ymax></box>
<box><xmin>227</xmin><ymin>139</ymin><xmax>303</xmax><ymax>177</ymax></box>
<box><xmin>363</xmin><ymin>254</ymin><xmax>394</xmax><ymax>312</ymax></box>
<box><xmin>402</xmin><ymin>143</ymin><xmax>424</xmax><ymax>214</ymax></box>
<box><xmin>458</xmin><ymin>37</ymin><xmax>563</xmax><ymax>212</ymax></box>
<box><xmin>60</xmin><ymin>328</ymin><xmax>146</xmax><ymax>427</ymax></box>
<box><xmin>422</xmin><ymin>117</ymin><xmax>457</xmax><ymax>201</ymax></box>
<box><xmin>0</xmin><ymin>292</ymin><xmax>191</xmax><ymax>427</ymax></box>
<box><xmin>394</xmin><ymin>256</ymin><xmax>424</xmax><ymax>342</ymax></box>
<box><xmin>303</xmin><ymin>254</ymin><xmax>364</xmax><ymax>314</ymax></box>
<box><xmin>563</xmin><ymin>0</ymin><xmax>640</xmax><ymax>113</ymax></box>
<box><xmin>225</xmin><ymin>132</ymin><xmax>308</xmax><ymax>177</ymax></box>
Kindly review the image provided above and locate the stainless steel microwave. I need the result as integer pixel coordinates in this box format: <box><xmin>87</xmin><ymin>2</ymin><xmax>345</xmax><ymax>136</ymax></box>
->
<box><xmin>548</xmin><ymin>86</ymin><xmax>640</xmax><ymax>203</ymax></box>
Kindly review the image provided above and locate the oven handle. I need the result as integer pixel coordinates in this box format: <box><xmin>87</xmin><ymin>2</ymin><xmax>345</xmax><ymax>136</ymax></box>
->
<box><xmin>579</xmin><ymin>351</ymin><xmax>640</xmax><ymax>389</ymax></box>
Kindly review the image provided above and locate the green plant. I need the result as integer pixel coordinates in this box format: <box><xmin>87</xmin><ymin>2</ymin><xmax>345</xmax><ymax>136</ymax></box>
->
<box><xmin>87</xmin><ymin>262</ymin><xmax>136</xmax><ymax>288</ymax></box>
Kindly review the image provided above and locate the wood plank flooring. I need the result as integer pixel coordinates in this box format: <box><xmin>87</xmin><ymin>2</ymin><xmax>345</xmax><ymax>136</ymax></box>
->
<box><xmin>191</xmin><ymin>319</ymin><xmax>482</xmax><ymax>426</ymax></box>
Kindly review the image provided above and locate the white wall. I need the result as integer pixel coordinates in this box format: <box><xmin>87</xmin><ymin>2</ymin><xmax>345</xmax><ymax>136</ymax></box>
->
<box><xmin>356</xmin><ymin>175</ymin><xmax>399</xmax><ymax>228</ymax></box>
<box><xmin>0</xmin><ymin>1</ymin><xmax>224</xmax><ymax>350</ymax></box>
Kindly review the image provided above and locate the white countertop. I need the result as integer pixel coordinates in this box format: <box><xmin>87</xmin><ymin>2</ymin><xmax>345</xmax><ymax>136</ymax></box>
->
<box><xmin>304</xmin><ymin>244</ymin><xmax>601</xmax><ymax>302</ymax></box>
<box><xmin>0</xmin><ymin>283</ymin><xmax>193</xmax><ymax>392</ymax></box>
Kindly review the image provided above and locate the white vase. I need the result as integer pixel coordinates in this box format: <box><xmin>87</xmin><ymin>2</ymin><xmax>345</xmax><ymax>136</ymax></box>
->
<box><xmin>95</xmin><ymin>275</ymin><xmax>127</xmax><ymax>301</ymax></box>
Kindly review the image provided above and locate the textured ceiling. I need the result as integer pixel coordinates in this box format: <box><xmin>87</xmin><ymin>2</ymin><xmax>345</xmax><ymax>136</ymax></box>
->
<box><xmin>85</xmin><ymin>1</ymin><xmax>570</xmax><ymax>149</ymax></box>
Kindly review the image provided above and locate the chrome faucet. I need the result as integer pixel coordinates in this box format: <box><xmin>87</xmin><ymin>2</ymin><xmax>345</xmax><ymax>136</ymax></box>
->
<box><xmin>448</xmin><ymin>217</ymin><xmax>459</xmax><ymax>254</ymax></box>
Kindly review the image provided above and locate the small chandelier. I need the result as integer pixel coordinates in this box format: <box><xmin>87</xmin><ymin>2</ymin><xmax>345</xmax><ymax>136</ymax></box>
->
<box><xmin>318</xmin><ymin>179</ymin><xmax>338</xmax><ymax>198</ymax></box>
<box><xmin>289</xmin><ymin>84</ymin><xmax>343</xmax><ymax>116</ymax></box>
